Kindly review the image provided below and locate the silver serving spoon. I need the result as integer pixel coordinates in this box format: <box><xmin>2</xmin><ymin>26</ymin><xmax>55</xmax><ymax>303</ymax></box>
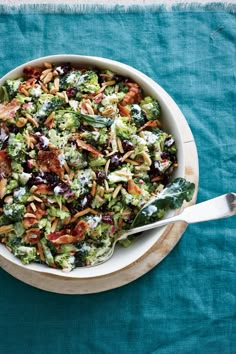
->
<box><xmin>90</xmin><ymin>193</ymin><xmax>236</xmax><ymax>267</ymax></box>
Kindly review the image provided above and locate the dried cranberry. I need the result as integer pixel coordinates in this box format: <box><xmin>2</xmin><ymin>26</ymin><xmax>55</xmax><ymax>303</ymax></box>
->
<box><xmin>122</xmin><ymin>140</ymin><xmax>134</xmax><ymax>152</ymax></box>
<box><xmin>57</xmin><ymin>63</ymin><xmax>71</xmax><ymax>75</ymax></box>
<box><xmin>161</xmin><ymin>151</ymin><xmax>170</xmax><ymax>160</ymax></box>
<box><xmin>102</xmin><ymin>214</ymin><xmax>114</xmax><ymax>225</ymax></box>
<box><xmin>110</xmin><ymin>153</ymin><xmax>121</xmax><ymax>170</ymax></box>
<box><xmin>96</xmin><ymin>171</ymin><xmax>106</xmax><ymax>183</ymax></box>
<box><xmin>150</xmin><ymin>160</ymin><xmax>161</xmax><ymax>176</ymax></box>
<box><xmin>66</xmin><ymin>87</ymin><xmax>78</xmax><ymax>98</ymax></box>
<box><xmin>164</xmin><ymin>136</ymin><xmax>175</xmax><ymax>148</ymax></box>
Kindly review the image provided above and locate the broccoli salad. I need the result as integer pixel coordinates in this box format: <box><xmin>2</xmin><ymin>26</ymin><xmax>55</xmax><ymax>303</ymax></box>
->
<box><xmin>0</xmin><ymin>61</ymin><xmax>179</xmax><ymax>271</ymax></box>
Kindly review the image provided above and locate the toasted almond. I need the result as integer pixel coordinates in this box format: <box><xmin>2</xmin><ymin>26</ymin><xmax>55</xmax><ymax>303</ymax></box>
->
<box><xmin>63</xmin><ymin>91</ymin><xmax>69</xmax><ymax>103</ymax></box>
<box><xmin>51</xmin><ymin>219</ymin><xmax>58</xmax><ymax>233</ymax></box>
<box><xmin>52</xmin><ymin>70</ymin><xmax>59</xmax><ymax>77</ymax></box>
<box><xmin>21</xmin><ymin>88</ymin><xmax>29</xmax><ymax>97</ymax></box>
<box><xmin>40</xmin><ymin>82</ymin><xmax>49</xmax><ymax>93</ymax></box>
<box><xmin>24</xmin><ymin>213</ymin><xmax>37</xmax><ymax>219</ymax></box>
<box><xmin>95</xmin><ymin>195</ymin><xmax>105</xmax><ymax>203</ymax></box>
<box><xmin>0</xmin><ymin>225</ymin><xmax>14</xmax><ymax>234</ymax></box>
<box><xmin>16</xmin><ymin>117</ymin><xmax>27</xmax><ymax>128</ymax></box>
<box><xmin>105</xmin><ymin>159</ymin><xmax>110</xmax><ymax>175</ymax></box>
<box><xmin>70</xmin><ymin>208</ymin><xmax>92</xmax><ymax>222</ymax></box>
<box><xmin>134</xmin><ymin>165</ymin><xmax>150</xmax><ymax>171</ymax></box>
<box><xmin>0</xmin><ymin>179</ymin><xmax>7</xmax><ymax>199</ymax></box>
<box><xmin>63</xmin><ymin>160</ymin><xmax>71</xmax><ymax>174</ymax></box>
<box><xmin>25</xmin><ymin>113</ymin><xmax>39</xmax><ymax>128</ymax></box>
<box><xmin>116</xmin><ymin>171</ymin><xmax>133</xmax><ymax>178</ymax></box>
<box><xmin>121</xmin><ymin>150</ymin><xmax>134</xmax><ymax>162</ymax></box>
<box><xmin>56</xmin><ymin>92</ymin><xmax>65</xmax><ymax>99</ymax></box>
<box><xmin>29</xmin><ymin>186</ymin><xmax>38</xmax><ymax>193</ymax></box>
<box><xmin>101</xmin><ymin>108</ymin><xmax>114</xmax><ymax>116</ymax></box>
<box><xmin>102</xmin><ymin>80</ymin><xmax>116</xmax><ymax>87</ymax></box>
<box><xmin>141</xmin><ymin>151</ymin><xmax>152</xmax><ymax>166</ymax></box>
<box><xmin>117</xmin><ymin>137</ymin><xmax>124</xmax><ymax>154</ymax></box>
<box><xmin>124</xmin><ymin>158</ymin><xmax>139</xmax><ymax>166</ymax></box>
<box><xmin>43</xmin><ymin>72</ymin><xmax>53</xmax><ymax>84</ymax></box>
<box><xmin>44</xmin><ymin>62</ymin><xmax>52</xmax><ymax>69</ymax></box>
<box><xmin>54</xmin><ymin>77</ymin><xmax>59</xmax><ymax>91</ymax></box>
<box><xmin>4</xmin><ymin>195</ymin><xmax>13</xmax><ymax>204</ymax></box>
<box><xmin>91</xmin><ymin>180</ymin><xmax>97</xmax><ymax>197</ymax></box>
<box><xmin>104</xmin><ymin>180</ymin><xmax>109</xmax><ymax>192</ymax></box>
<box><xmin>112</xmin><ymin>184</ymin><xmax>122</xmax><ymax>199</ymax></box>
<box><xmin>98</xmin><ymin>186</ymin><xmax>105</xmax><ymax>197</ymax></box>
<box><xmin>85</xmin><ymin>103</ymin><xmax>94</xmax><ymax>115</ymax></box>
<box><xmin>30</xmin><ymin>202</ymin><xmax>37</xmax><ymax>212</ymax></box>
<box><xmin>105</xmin><ymin>187</ymin><xmax>115</xmax><ymax>193</ymax></box>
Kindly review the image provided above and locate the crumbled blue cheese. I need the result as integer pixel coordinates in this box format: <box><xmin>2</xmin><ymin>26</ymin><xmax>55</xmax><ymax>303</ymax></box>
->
<box><xmin>86</xmin><ymin>215</ymin><xmax>102</xmax><ymax>229</ymax></box>
<box><xmin>30</xmin><ymin>85</ymin><xmax>42</xmax><ymax>98</ymax></box>
<box><xmin>13</xmin><ymin>187</ymin><xmax>26</xmax><ymax>200</ymax></box>
<box><xmin>107</xmin><ymin>167</ymin><xmax>133</xmax><ymax>183</ymax></box>
<box><xmin>143</xmin><ymin>131</ymin><xmax>158</xmax><ymax>145</ymax></box>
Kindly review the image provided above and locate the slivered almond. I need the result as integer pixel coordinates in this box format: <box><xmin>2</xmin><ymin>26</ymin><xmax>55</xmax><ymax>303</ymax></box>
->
<box><xmin>112</xmin><ymin>184</ymin><xmax>122</xmax><ymax>199</ymax></box>
<box><xmin>30</xmin><ymin>202</ymin><xmax>37</xmax><ymax>212</ymax></box>
<box><xmin>0</xmin><ymin>179</ymin><xmax>7</xmax><ymax>199</ymax></box>
<box><xmin>40</xmin><ymin>82</ymin><xmax>49</xmax><ymax>93</ymax></box>
<box><xmin>4</xmin><ymin>195</ymin><xmax>13</xmax><ymax>204</ymax></box>
<box><xmin>54</xmin><ymin>77</ymin><xmax>59</xmax><ymax>91</ymax></box>
<box><xmin>102</xmin><ymin>80</ymin><xmax>116</xmax><ymax>87</ymax></box>
<box><xmin>44</xmin><ymin>62</ymin><xmax>52</xmax><ymax>69</ymax></box>
<box><xmin>63</xmin><ymin>91</ymin><xmax>69</xmax><ymax>103</ymax></box>
<box><xmin>98</xmin><ymin>186</ymin><xmax>105</xmax><ymax>197</ymax></box>
<box><xmin>43</xmin><ymin>72</ymin><xmax>53</xmax><ymax>84</ymax></box>
<box><xmin>40</xmin><ymin>68</ymin><xmax>52</xmax><ymax>79</ymax></box>
<box><xmin>124</xmin><ymin>158</ymin><xmax>139</xmax><ymax>165</ymax></box>
<box><xmin>63</xmin><ymin>160</ymin><xmax>71</xmax><ymax>174</ymax></box>
<box><xmin>85</xmin><ymin>103</ymin><xmax>94</xmax><ymax>115</ymax></box>
<box><xmin>21</xmin><ymin>88</ymin><xmax>29</xmax><ymax>96</ymax></box>
<box><xmin>117</xmin><ymin>138</ymin><xmax>124</xmax><ymax>154</ymax></box>
<box><xmin>101</xmin><ymin>108</ymin><xmax>114</xmax><ymax>116</ymax></box>
<box><xmin>95</xmin><ymin>195</ymin><xmax>105</xmax><ymax>203</ymax></box>
<box><xmin>134</xmin><ymin>165</ymin><xmax>150</xmax><ymax>171</ymax></box>
<box><xmin>121</xmin><ymin>150</ymin><xmax>134</xmax><ymax>162</ymax></box>
<box><xmin>91</xmin><ymin>181</ymin><xmax>97</xmax><ymax>197</ymax></box>
<box><xmin>56</xmin><ymin>92</ymin><xmax>65</xmax><ymax>99</ymax></box>
<box><xmin>24</xmin><ymin>213</ymin><xmax>37</xmax><ymax>218</ymax></box>
<box><xmin>16</xmin><ymin>117</ymin><xmax>27</xmax><ymax>128</ymax></box>
<box><xmin>105</xmin><ymin>159</ymin><xmax>110</xmax><ymax>175</ymax></box>
<box><xmin>29</xmin><ymin>186</ymin><xmax>38</xmax><ymax>193</ymax></box>
<box><xmin>51</xmin><ymin>219</ymin><xmax>58</xmax><ymax>233</ymax></box>
<box><xmin>0</xmin><ymin>225</ymin><xmax>14</xmax><ymax>234</ymax></box>
<box><xmin>141</xmin><ymin>151</ymin><xmax>152</xmax><ymax>166</ymax></box>
<box><xmin>104</xmin><ymin>180</ymin><xmax>109</xmax><ymax>191</ymax></box>
<box><xmin>25</xmin><ymin>114</ymin><xmax>39</xmax><ymax>128</ymax></box>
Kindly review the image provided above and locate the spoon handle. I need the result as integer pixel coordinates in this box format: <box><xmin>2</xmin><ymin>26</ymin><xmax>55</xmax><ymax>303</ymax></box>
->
<box><xmin>124</xmin><ymin>193</ymin><xmax>236</xmax><ymax>239</ymax></box>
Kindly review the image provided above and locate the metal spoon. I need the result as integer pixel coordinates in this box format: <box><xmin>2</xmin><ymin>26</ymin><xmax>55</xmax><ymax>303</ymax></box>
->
<box><xmin>90</xmin><ymin>193</ymin><xmax>236</xmax><ymax>266</ymax></box>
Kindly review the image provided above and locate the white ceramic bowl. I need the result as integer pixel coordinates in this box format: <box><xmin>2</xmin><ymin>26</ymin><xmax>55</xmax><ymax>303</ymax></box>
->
<box><xmin>0</xmin><ymin>55</ymin><xmax>197</xmax><ymax>279</ymax></box>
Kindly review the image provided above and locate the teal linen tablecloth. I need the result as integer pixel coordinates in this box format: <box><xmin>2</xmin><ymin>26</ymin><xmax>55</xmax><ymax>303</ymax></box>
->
<box><xmin>0</xmin><ymin>4</ymin><xmax>236</xmax><ymax>354</ymax></box>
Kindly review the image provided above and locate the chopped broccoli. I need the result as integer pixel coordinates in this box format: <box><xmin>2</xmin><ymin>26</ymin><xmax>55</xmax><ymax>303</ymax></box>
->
<box><xmin>59</xmin><ymin>70</ymin><xmax>82</xmax><ymax>90</ymax></box>
<box><xmin>3</xmin><ymin>203</ymin><xmax>26</xmax><ymax>222</ymax></box>
<box><xmin>130</xmin><ymin>104</ymin><xmax>146</xmax><ymax>127</ymax></box>
<box><xmin>89</xmin><ymin>156</ymin><xmax>107</xmax><ymax>168</ymax></box>
<box><xmin>7</xmin><ymin>132</ymin><xmax>27</xmax><ymax>163</ymax></box>
<box><xmin>0</xmin><ymin>86</ymin><xmax>9</xmax><ymax>102</ymax></box>
<box><xmin>6</xmin><ymin>178</ymin><xmax>18</xmax><ymax>194</ymax></box>
<box><xmin>35</xmin><ymin>94</ymin><xmax>65</xmax><ymax>118</ymax></box>
<box><xmin>13</xmin><ymin>187</ymin><xmax>30</xmax><ymax>203</ymax></box>
<box><xmin>48</xmin><ymin>206</ymin><xmax>70</xmax><ymax>221</ymax></box>
<box><xmin>54</xmin><ymin>111</ymin><xmax>79</xmax><ymax>132</ymax></box>
<box><xmin>14</xmin><ymin>246</ymin><xmax>37</xmax><ymax>264</ymax></box>
<box><xmin>55</xmin><ymin>253</ymin><xmax>75</xmax><ymax>272</ymax></box>
<box><xmin>40</xmin><ymin>238</ymin><xmax>55</xmax><ymax>267</ymax></box>
<box><xmin>5</xmin><ymin>78</ymin><xmax>23</xmax><ymax>99</ymax></box>
<box><xmin>57</xmin><ymin>244</ymin><xmax>79</xmax><ymax>254</ymax></box>
<box><xmin>78</xmin><ymin>70</ymin><xmax>100</xmax><ymax>93</ymax></box>
<box><xmin>114</xmin><ymin>117</ymin><xmax>137</xmax><ymax>140</ymax></box>
<box><xmin>140</xmin><ymin>96</ymin><xmax>161</xmax><ymax>120</ymax></box>
<box><xmin>74</xmin><ymin>249</ymin><xmax>88</xmax><ymax>267</ymax></box>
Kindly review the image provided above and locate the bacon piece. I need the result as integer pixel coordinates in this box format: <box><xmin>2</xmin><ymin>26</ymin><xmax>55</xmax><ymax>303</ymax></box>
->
<box><xmin>37</xmin><ymin>149</ymin><xmax>64</xmax><ymax>179</ymax></box>
<box><xmin>23</xmin><ymin>203</ymin><xmax>47</xmax><ymax>229</ymax></box>
<box><xmin>0</xmin><ymin>99</ymin><xmax>21</xmax><ymax>120</ymax></box>
<box><xmin>121</xmin><ymin>83</ymin><xmax>142</xmax><ymax>106</ymax></box>
<box><xmin>34</xmin><ymin>184</ymin><xmax>53</xmax><ymax>195</ymax></box>
<box><xmin>23</xmin><ymin>66</ymin><xmax>43</xmax><ymax>79</ymax></box>
<box><xmin>127</xmin><ymin>179</ymin><xmax>142</xmax><ymax>195</ymax></box>
<box><xmin>138</xmin><ymin>119</ymin><xmax>161</xmax><ymax>132</ymax></box>
<box><xmin>25</xmin><ymin>228</ymin><xmax>41</xmax><ymax>245</ymax></box>
<box><xmin>76</xmin><ymin>138</ymin><xmax>103</xmax><ymax>157</ymax></box>
<box><xmin>0</xmin><ymin>150</ymin><xmax>11</xmax><ymax>178</ymax></box>
<box><xmin>117</xmin><ymin>103</ymin><xmax>130</xmax><ymax>117</ymax></box>
<box><xmin>46</xmin><ymin>220</ymin><xmax>88</xmax><ymax>245</ymax></box>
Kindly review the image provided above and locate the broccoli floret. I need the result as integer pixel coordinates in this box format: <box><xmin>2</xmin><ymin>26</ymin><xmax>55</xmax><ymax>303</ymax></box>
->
<box><xmin>48</xmin><ymin>206</ymin><xmax>70</xmax><ymax>221</ymax></box>
<box><xmin>130</xmin><ymin>104</ymin><xmax>146</xmax><ymax>127</ymax></box>
<box><xmin>3</xmin><ymin>203</ymin><xmax>26</xmax><ymax>222</ymax></box>
<box><xmin>55</xmin><ymin>253</ymin><xmax>75</xmax><ymax>272</ymax></box>
<box><xmin>140</xmin><ymin>96</ymin><xmax>161</xmax><ymax>120</ymax></box>
<box><xmin>74</xmin><ymin>249</ymin><xmax>88</xmax><ymax>267</ymax></box>
<box><xmin>6</xmin><ymin>178</ymin><xmax>18</xmax><ymax>194</ymax></box>
<box><xmin>7</xmin><ymin>132</ymin><xmax>27</xmax><ymax>163</ymax></box>
<box><xmin>54</xmin><ymin>111</ymin><xmax>79</xmax><ymax>132</ymax></box>
<box><xmin>0</xmin><ymin>86</ymin><xmax>9</xmax><ymax>102</ymax></box>
<box><xmin>80</xmin><ymin>128</ymin><xmax>108</xmax><ymax>146</ymax></box>
<box><xmin>14</xmin><ymin>246</ymin><xmax>37</xmax><ymax>264</ymax></box>
<box><xmin>89</xmin><ymin>156</ymin><xmax>107</xmax><ymax>168</ymax></box>
<box><xmin>40</xmin><ymin>238</ymin><xmax>55</xmax><ymax>267</ymax></box>
<box><xmin>114</xmin><ymin>117</ymin><xmax>137</xmax><ymax>140</ymax></box>
<box><xmin>5</xmin><ymin>78</ymin><xmax>23</xmax><ymax>99</ymax></box>
<box><xmin>59</xmin><ymin>70</ymin><xmax>82</xmax><ymax>90</ymax></box>
<box><xmin>35</xmin><ymin>94</ymin><xmax>65</xmax><ymax>119</ymax></box>
<box><xmin>57</xmin><ymin>244</ymin><xmax>79</xmax><ymax>254</ymax></box>
<box><xmin>64</xmin><ymin>146</ymin><xmax>85</xmax><ymax>168</ymax></box>
<box><xmin>78</xmin><ymin>70</ymin><xmax>100</xmax><ymax>93</ymax></box>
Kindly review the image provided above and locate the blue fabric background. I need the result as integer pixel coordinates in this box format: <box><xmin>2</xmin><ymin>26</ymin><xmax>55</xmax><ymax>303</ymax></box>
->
<box><xmin>0</xmin><ymin>5</ymin><xmax>235</xmax><ymax>354</ymax></box>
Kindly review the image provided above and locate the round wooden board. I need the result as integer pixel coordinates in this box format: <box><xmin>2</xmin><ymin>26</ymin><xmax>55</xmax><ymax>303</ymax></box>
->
<box><xmin>0</xmin><ymin>140</ymin><xmax>198</xmax><ymax>294</ymax></box>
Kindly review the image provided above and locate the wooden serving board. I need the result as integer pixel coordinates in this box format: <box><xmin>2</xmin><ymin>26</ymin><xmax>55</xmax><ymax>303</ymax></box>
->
<box><xmin>0</xmin><ymin>139</ymin><xmax>198</xmax><ymax>294</ymax></box>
